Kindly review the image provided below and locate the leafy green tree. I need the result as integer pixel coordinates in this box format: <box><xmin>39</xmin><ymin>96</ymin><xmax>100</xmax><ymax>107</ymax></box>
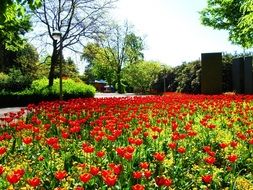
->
<box><xmin>14</xmin><ymin>43</ymin><xmax>40</xmax><ymax>79</ymax></box>
<box><xmin>31</xmin><ymin>0</ymin><xmax>117</xmax><ymax>86</ymax></box>
<box><xmin>200</xmin><ymin>0</ymin><xmax>253</xmax><ymax>48</ymax></box>
<box><xmin>82</xmin><ymin>43</ymin><xmax>116</xmax><ymax>86</ymax></box>
<box><xmin>0</xmin><ymin>0</ymin><xmax>41</xmax><ymax>50</ymax></box>
<box><xmin>152</xmin><ymin>65</ymin><xmax>173</xmax><ymax>93</ymax></box>
<box><xmin>123</xmin><ymin>61</ymin><xmax>162</xmax><ymax>93</ymax></box>
<box><xmin>0</xmin><ymin>42</ymin><xmax>40</xmax><ymax>79</ymax></box>
<box><xmin>38</xmin><ymin>55</ymin><xmax>79</xmax><ymax>80</ymax></box>
<box><xmin>92</xmin><ymin>22</ymin><xmax>145</xmax><ymax>93</ymax></box>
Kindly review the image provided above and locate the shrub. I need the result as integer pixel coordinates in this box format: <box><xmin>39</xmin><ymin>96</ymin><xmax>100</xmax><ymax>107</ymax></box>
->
<box><xmin>0</xmin><ymin>78</ymin><xmax>96</xmax><ymax>107</ymax></box>
<box><xmin>0</xmin><ymin>68</ymin><xmax>33</xmax><ymax>92</ymax></box>
<box><xmin>0</xmin><ymin>72</ymin><xmax>9</xmax><ymax>92</ymax></box>
<box><xmin>31</xmin><ymin>78</ymin><xmax>96</xmax><ymax>98</ymax></box>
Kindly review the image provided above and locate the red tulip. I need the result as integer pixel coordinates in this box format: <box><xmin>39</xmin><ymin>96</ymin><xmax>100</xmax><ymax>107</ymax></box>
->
<box><xmin>132</xmin><ymin>184</ymin><xmax>145</xmax><ymax>190</ymax></box>
<box><xmin>7</xmin><ymin>174</ymin><xmax>21</xmax><ymax>184</ymax></box>
<box><xmin>133</xmin><ymin>171</ymin><xmax>142</xmax><ymax>179</ymax></box>
<box><xmin>0</xmin><ymin>165</ymin><xmax>4</xmax><ymax>175</ymax></box>
<box><xmin>54</xmin><ymin>170</ymin><xmax>67</xmax><ymax>180</ymax></box>
<box><xmin>202</xmin><ymin>175</ymin><xmax>212</xmax><ymax>183</ymax></box>
<box><xmin>103</xmin><ymin>174</ymin><xmax>117</xmax><ymax>187</ymax></box>
<box><xmin>22</xmin><ymin>137</ymin><xmax>33</xmax><ymax>144</ymax></box>
<box><xmin>0</xmin><ymin>146</ymin><xmax>7</xmax><ymax>155</ymax></box>
<box><xmin>204</xmin><ymin>156</ymin><xmax>216</xmax><ymax>165</ymax></box>
<box><xmin>90</xmin><ymin>166</ymin><xmax>100</xmax><ymax>176</ymax></box>
<box><xmin>168</xmin><ymin>142</ymin><xmax>177</xmax><ymax>149</ymax></box>
<box><xmin>154</xmin><ymin>152</ymin><xmax>165</xmax><ymax>162</ymax></box>
<box><xmin>144</xmin><ymin>170</ymin><xmax>152</xmax><ymax>179</ymax></box>
<box><xmin>227</xmin><ymin>154</ymin><xmax>238</xmax><ymax>163</ymax></box>
<box><xmin>27</xmin><ymin>177</ymin><xmax>41</xmax><ymax>187</ymax></box>
<box><xmin>80</xmin><ymin>173</ymin><xmax>92</xmax><ymax>183</ymax></box>
<box><xmin>96</xmin><ymin>150</ymin><xmax>105</xmax><ymax>158</ymax></box>
<box><xmin>177</xmin><ymin>147</ymin><xmax>186</xmax><ymax>154</ymax></box>
<box><xmin>139</xmin><ymin>162</ymin><xmax>149</xmax><ymax>169</ymax></box>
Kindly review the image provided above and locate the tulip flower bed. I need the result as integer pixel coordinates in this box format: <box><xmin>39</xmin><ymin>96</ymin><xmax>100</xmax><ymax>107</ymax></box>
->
<box><xmin>1</xmin><ymin>93</ymin><xmax>253</xmax><ymax>189</ymax></box>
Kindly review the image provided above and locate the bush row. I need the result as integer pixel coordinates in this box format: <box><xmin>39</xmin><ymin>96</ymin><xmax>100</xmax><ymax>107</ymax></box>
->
<box><xmin>0</xmin><ymin>78</ymin><xmax>96</xmax><ymax>108</ymax></box>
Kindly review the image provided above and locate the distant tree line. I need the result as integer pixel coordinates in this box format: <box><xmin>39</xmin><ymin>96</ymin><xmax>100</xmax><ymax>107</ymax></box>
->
<box><xmin>153</xmin><ymin>52</ymin><xmax>253</xmax><ymax>94</ymax></box>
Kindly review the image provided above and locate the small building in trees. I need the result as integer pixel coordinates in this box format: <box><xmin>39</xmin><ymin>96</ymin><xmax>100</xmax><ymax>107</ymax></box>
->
<box><xmin>92</xmin><ymin>80</ymin><xmax>107</xmax><ymax>92</ymax></box>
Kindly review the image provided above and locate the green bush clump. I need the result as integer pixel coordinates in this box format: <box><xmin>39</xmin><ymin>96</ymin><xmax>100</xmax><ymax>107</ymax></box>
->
<box><xmin>0</xmin><ymin>72</ymin><xmax>9</xmax><ymax>92</ymax></box>
<box><xmin>0</xmin><ymin>78</ymin><xmax>96</xmax><ymax>107</ymax></box>
<box><xmin>31</xmin><ymin>78</ymin><xmax>96</xmax><ymax>98</ymax></box>
<box><xmin>0</xmin><ymin>69</ymin><xmax>33</xmax><ymax>92</ymax></box>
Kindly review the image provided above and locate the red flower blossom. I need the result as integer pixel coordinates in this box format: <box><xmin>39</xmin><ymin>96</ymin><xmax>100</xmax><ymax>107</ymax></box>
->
<box><xmin>96</xmin><ymin>150</ymin><xmax>105</xmax><ymax>158</ymax></box>
<box><xmin>126</xmin><ymin>145</ymin><xmax>135</xmax><ymax>153</ymax></box>
<box><xmin>177</xmin><ymin>147</ymin><xmax>186</xmax><ymax>154</ymax></box>
<box><xmin>219</xmin><ymin>143</ymin><xmax>228</xmax><ymax>149</ymax></box>
<box><xmin>46</xmin><ymin>137</ymin><xmax>58</xmax><ymax>146</ymax></box>
<box><xmin>0</xmin><ymin>146</ymin><xmax>7</xmax><ymax>155</ymax></box>
<box><xmin>0</xmin><ymin>165</ymin><xmax>4</xmax><ymax>175</ymax></box>
<box><xmin>124</xmin><ymin>152</ymin><xmax>133</xmax><ymax>160</ymax></box>
<box><xmin>6</xmin><ymin>173</ymin><xmax>21</xmax><ymax>184</ymax></box>
<box><xmin>103</xmin><ymin>174</ymin><xmax>117</xmax><ymax>187</ymax></box>
<box><xmin>111</xmin><ymin>164</ymin><xmax>123</xmax><ymax>175</ymax></box>
<box><xmin>230</xmin><ymin>141</ymin><xmax>238</xmax><ymax>148</ymax></box>
<box><xmin>203</xmin><ymin>146</ymin><xmax>211</xmax><ymax>153</ymax></box>
<box><xmin>133</xmin><ymin>171</ymin><xmax>142</xmax><ymax>179</ymax></box>
<box><xmin>116</xmin><ymin>147</ymin><xmax>125</xmax><ymax>157</ymax></box>
<box><xmin>168</xmin><ymin>142</ymin><xmax>177</xmax><ymax>149</ymax></box>
<box><xmin>202</xmin><ymin>175</ymin><xmax>212</xmax><ymax>184</ymax></box>
<box><xmin>155</xmin><ymin>176</ymin><xmax>172</xmax><ymax>187</ymax></box>
<box><xmin>61</xmin><ymin>131</ymin><xmax>69</xmax><ymax>139</ymax></box>
<box><xmin>14</xmin><ymin>168</ymin><xmax>25</xmax><ymax>177</ymax></box>
<box><xmin>154</xmin><ymin>152</ymin><xmax>166</xmax><ymax>161</ymax></box>
<box><xmin>204</xmin><ymin>156</ymin><xmax>216</xmax><ymax>165</ymax></box>
<box><xmin>27</xmin><ymin>177</ymin><xmax>41</xmax><ymax>187</ymax></box>
<box><xmin>144</xmin><ymin>170</ymin><xmax>152</xmax><ymax>179</ymax></box>
<box><xmin>83</xmin><ymin>146</ymin><xmax>94</xmax><ymax>153</ymax></box>
<box><xmin>22</xmin><ymin>137</ymin><xmax>33</xmax><ymax>144</ymax></box>
<box><xmin>139</xmin><ymin>162</ymin><xmax>149</xmax><ymax>169</ymax></box>
<box><xmin>54</xmin><ymin>170</ymin><xmax>67</xmax><ymax>180</ymax></box>
<box><xmin>90</xmin><ymin>166</ymin><xmax>100</xmax><ymax>176</ymax></box>
<box><xmin>74</xmin><ymin>186</ymin><xmax>85</xmax><ymax>190</ymax></box>
<box><xmin>207</xmin><ymin>151</ymin><xmax>216</xmax><ymax>157</ymax></box>
<box><xmin>135</xmin><ymin>138</ymin><xmax>143</xmax><ymax>146</ymax></box>
<box><xmin>80</xmin><ymin>173</ymin><xmax>92</xmax><ymax>183</ymax></box>
<box><xmin>132</xmin><ymin>184</ymin><xmax>145</xmax><ymax>190</ymax></box>
<box><xmin>249</xmin><ymin>138</ymin><xmax>253</xmax><ymax>145</ymax></box>
<box><xmin>227</xmin><ymin>154</ymin><xmax>238</xmax><ymax>163</ymax></box>
<box><xmin>163</xmin><ymin>178</ymin><xmax>172</xmax><ymax>187</ymax></box>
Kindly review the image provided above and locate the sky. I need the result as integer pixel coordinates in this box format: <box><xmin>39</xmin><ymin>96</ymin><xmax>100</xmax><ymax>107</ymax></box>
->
<box><xmin>110</xmin><ymin>0</ymin><xmax>247</xmax><ymax>67</ymax></box>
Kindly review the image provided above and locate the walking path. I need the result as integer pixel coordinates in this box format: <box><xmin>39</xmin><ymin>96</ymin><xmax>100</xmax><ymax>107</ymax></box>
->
<box><xmin>0</xmin><ymin>93</ymin><xmax>139</xmax><ymax>116</ymax></box>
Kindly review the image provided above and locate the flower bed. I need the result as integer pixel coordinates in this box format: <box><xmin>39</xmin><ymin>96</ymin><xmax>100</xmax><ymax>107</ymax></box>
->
<box><xmin>1</xmin><ymin>94</ymin><xmax>253</xmax><ymax>189</ymax></box>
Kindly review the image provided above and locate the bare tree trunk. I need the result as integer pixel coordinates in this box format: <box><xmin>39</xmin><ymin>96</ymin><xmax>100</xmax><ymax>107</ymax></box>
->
<box><xmin>48</xmin><ymin>40</ymin><xmax>57</xmax><ymax>86</ymax></box>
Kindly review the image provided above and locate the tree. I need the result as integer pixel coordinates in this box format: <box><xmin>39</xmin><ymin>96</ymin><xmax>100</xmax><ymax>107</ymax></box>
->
<box><xmin>0</xmin><ymin>42</ymin><xmax>40</xmax><ymax>78</ymax></box>
<box><xmin>14</xmin><ymin>43</ymin><xmax>40</xmax><ymax>79</ymax></box>
<box><xmin>93</xmin><ymin>22</ymin><xmax>145</xmax><ymax>93</ymax></box>
<box><xmin>0</xmin><ymin>0</ymin><xmax>41</xmax><ymax>73</ymax></box>
<box><xmin>199</xmin><ymin>0</ymin><xmax>253</xmax><ymax>48</ymax></box>
<box><xmin>123</xmin><ymin>61</ymin><xmax>162</xmax><ymax>93</ymax></box>
<box><xmin>31</xmin><ymin>0</ymin><xmax>117</xmax><ymax>86</ymax></box>
<box><xmin>0</xmin><ymin>0</ymin><xmax>41</xmax><ymax>50</ymax></box>
<box><xmin>82</xmin><ymin>42</ymin><xmax>117</xmax><ymax>86</ymax></box>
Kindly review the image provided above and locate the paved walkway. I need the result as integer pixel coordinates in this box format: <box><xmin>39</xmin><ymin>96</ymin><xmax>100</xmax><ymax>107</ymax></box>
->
<box><xmin>0</xmin><ymin>93</ymin><xmax>138</xmax><ymax>116</ymax></box>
